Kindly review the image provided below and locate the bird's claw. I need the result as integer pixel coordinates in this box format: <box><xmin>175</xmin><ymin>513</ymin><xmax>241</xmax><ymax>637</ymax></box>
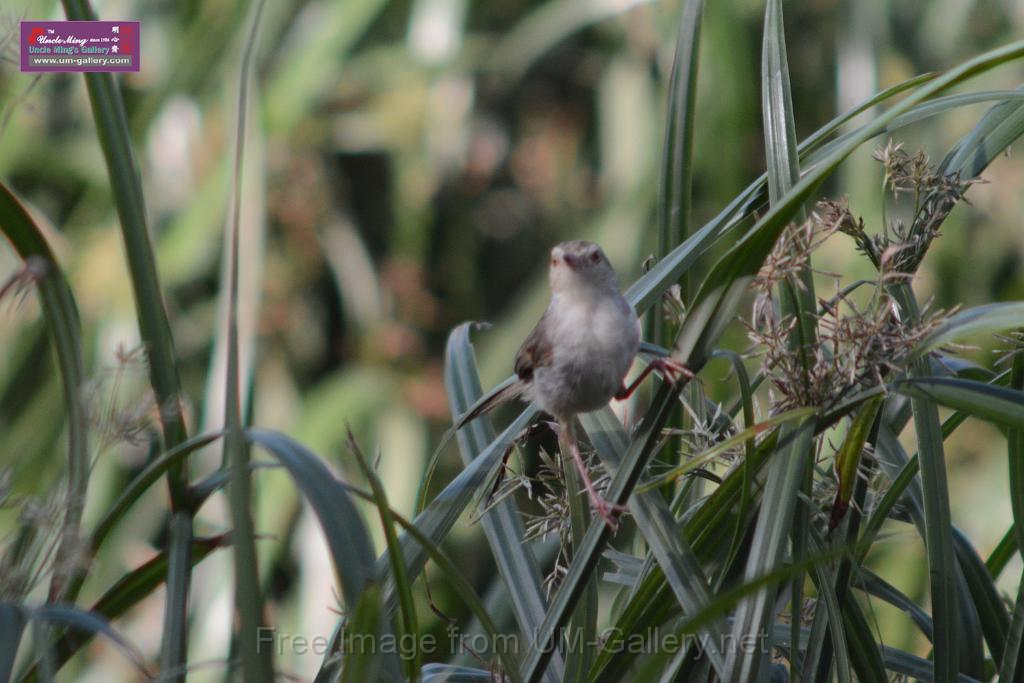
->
<box><xmin>653</xmin><ymin>357</ymin><xmax>694</xmax><ymax>386</ymax></box>
<box><xmin>590</xmin><ymin>495</ymin><xmax>626</xmax><ymax>532</ymax></box>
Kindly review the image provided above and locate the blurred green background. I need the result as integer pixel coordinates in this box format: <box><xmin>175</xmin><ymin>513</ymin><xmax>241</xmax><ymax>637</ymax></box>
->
<box><xmin>2</xmin><ymin>0</ymin><xmax>1023</xmax><ymax>678</ymax></box>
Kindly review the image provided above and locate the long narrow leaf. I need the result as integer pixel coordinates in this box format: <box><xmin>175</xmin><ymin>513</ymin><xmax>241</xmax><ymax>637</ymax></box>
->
<box><xmin>60</xmin><ymin>0</ymin><xmax>193</xmax><ymax>674</ymax></box>
<box><xmin>0</xmin><ymin>183</ymin><xmax>87</xmax><ymax>604</ymax></box>
<box><xmin>521</xmin><ymin>382</ymin><xmax>683</xmax><ymax>683</ymax></box>
<box><xmin>222</xmin><ymin>2</ymin><xmax>271</xmax><ymax>681</ymax></box>
<box><xmin>442</xmin><ymin>325</ymin><xmax>561</xmax><ymax>681</ymax></box>
<box><xmin>895</xmin><ymin>377</ymin><xmax>1024</xmax><ymax>428</ymax></box>
<box><xmin>246</xmin><ymin>429</ymin><xmax>402</xmax><ymax>682</ymax></box>
<box><xmin>580</xmin><ymin>407</ymin><xmax>729</xmax><ymax>674</ymax></box>
<box><xmin>724</xmin><ymin>416</ymin><xmax>816</xmax><ymax>683</ymax></box>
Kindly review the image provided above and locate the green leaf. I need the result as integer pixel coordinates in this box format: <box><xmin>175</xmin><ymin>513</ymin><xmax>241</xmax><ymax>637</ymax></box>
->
<box><xmin>247</xmin><ymin>429</ymin><xmax>402</xmax><ymax>683</ymax></box>
<box><xmin>31</xmin><ymin>605</ymin><xmax>149</xmax><ymax>678</ymax></box>
<box><xmin>60</xmin><ymin>0</ymin><xmax>193</xmax><ymax>674</ymax></box>
<box><xmin>709</xmin><ymin>350</ymin><xmax>757</xmax><ymax>587</ymax></box>
<box><xmin>912</xmin><ymin>302</ymin><xmax>1024</xmax><ymax>359</ymax></box>
<box><xmin>521</xmin><ymin>383</ymin><xmax>681</xmax><ymax>683</ymax></box>
<box><xmin>0</xmin><ymin>605</ymin><xmax>26</xmax><ymax>683</ymax></box>
<box><xmin>57</xmin><ymin>0</ymin><xmax>188</xmax><ymax>467</ymax></box>
<box><xmin>246</xmin><ymin>429</ymin><xmax>375</xmax><ymax>608</ymax></box>
<box><xmin>340</xmin><ymin>583</ymin><xmax>384</xmax><ymax>683</ymax></box>
<box><xmin>0</xmin><ymin>183</ymin><xmax>87</xmax><ymax>604</ymax></box>
<box><xmin>1001</xmin><ymin>572</ymin><xmax>1024</xmax><ymax>682</ymax></box>
<box><xmin>895</xmin><ymin>377</ymin><xmax>1024</xmax><ymax>428</ymax></box>
<box><xmin>952</xmin><ymin>525</ymin><xmax>1009</xmax><ymax>664</ymax></box>
<box><xmin>856</xmin><ymin>568</ymin><xmax>934</xmax><ymax>642</ymax></box>
<box><xmin>589</xmin><ymin>430</ymin><xmax>780</xmax><ymax>682</ymax></box>
<box><xmin>762</xmin><ymin>0</ymin><xmax>801</xmax><ymax>207</ymax></box>
<box><xmin>342</xmin><ymin>486</ymin><xmax>525</xmax><ymax>683</ymax></box>
<box><xmin>658</xmin><ymin>0</ymin><xmax>704</xmax><ymax>303</ymax></box>
<box><xmin>579</xmin><ymin>408</ymin><xmax>728</xmax><ymax>675</ymax></box>
<box><xmin>804</xmin><ymin>531</ymin><xmax>853</xmax><ymax>683</ymax></box>
<box><xmin>562</xmin><ymin>438</ymin><xmax>597</xmax><ymax>683</ymax></box>
<box><xmin>18</xmin><ymin>535</ymin><xmax>227</xmax><ymax>683</ymax></box>
<box><xmin>842</xmin><ymin>600</ymin><xmax>887</xmax><ymax>682</ymax></box>
<box><xmin>676</xmin><ymin>39</ymin><xmax>1024</xmax><ymax>370</ymax></box>
<box><xmin>61</xmin><ymin>430</ymin><xmax>223</xmax><ymax>606</ymax></box>
<box><xmin>442</xmin><ymin>325</ymin><xmax>559</xmax><ymax>681</ymax></box>
<box><xmin>348</xmin><ymin>432</ymin><xmax>420</xmax><ymax>680</ymax></box>
<box><xmin>872</xmin><ymin>327</ymin><xmax>966</xmax><ymax>679</ymax></box>
<box><xmin>222</xmin><ymin>2</ymin><xmax>271</xmax><ymax>681</ymax></box>
<box><xmin>1000</xmin><ymin>341</ymin><xmax>1024</xmax><ymax>680</ymax></box>
<box><xmin>942</xmin><ymin>90</ymin><xmax>1024</xmax><ymax>179</ymax></box>
<box><xmin>830</xmin><ymin>398</ymin><xmax>882</xmax><ymax>530</ymax></box>
<box><xmin>383</xmin><ymin>406</ymin><xmax>536</xmax><ymax>607</ymax></box>
<box><xmin>724</xmin><ymin>415</ymin><xmax>816</xmax><ymax>683</ymax></box>
<box><xmin>1007</xmin><ymin>337</ymin><xmax>1024</xmax><ymax>548</ymax></box>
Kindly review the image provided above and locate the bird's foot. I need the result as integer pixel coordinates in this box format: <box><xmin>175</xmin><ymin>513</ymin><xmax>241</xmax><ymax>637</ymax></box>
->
<box><xmin>589</xmin><ymin>493</ymin><xmax>626</xmax><ymax>532</ymax></box>
<box><xmin>652</xmin><ymin>356</ymin><xmax>694</xmax><ymax>386</ymax></box>
<box><xmin>615</xmin><ymin>356</ymin><xmax>694</xmax><ymax>401</ymax></box>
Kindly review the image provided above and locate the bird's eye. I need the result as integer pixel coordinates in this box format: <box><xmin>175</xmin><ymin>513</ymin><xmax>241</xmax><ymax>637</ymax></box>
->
<box><xmin>551</xmin><ymin>258</ymin><xmax>558</xmax><ymax>267</ymax></box>
<box><xmin>590</xmin><ymin>251</ymin><xmax>600</xmax><ymax>263</ymax></box>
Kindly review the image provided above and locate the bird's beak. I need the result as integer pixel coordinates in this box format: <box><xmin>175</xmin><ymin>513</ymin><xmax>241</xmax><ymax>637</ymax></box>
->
<box><xmin>562</xmin><ymin>253</ymin><xmax>579</xmax><ymax>269</ymax></box>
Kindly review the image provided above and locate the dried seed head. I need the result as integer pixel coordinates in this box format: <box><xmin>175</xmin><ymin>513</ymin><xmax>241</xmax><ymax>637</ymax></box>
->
<box><xmin>748</xmin><ymin>197</ymin><xmax>953</xmax><ymax>411</ymax></box>
<box><xmin>867</xmin><ymin>141</ymin><xmax>979</xmax><ymax>276</ymax></box>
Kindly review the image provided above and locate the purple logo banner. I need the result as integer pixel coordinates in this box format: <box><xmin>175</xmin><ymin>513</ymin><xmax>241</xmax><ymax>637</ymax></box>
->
<box><xmin>21</xmin><ymin>20</ymin><xmax>139</xmax><ymax>73</ymax></box>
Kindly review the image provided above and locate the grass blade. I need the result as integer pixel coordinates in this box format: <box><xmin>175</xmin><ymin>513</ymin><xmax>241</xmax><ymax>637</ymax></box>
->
<box><xmin>521</xmin><ymin>382</ymin><xmax>682</xmax><ymax>683</ymax></box>
<box><xmin>676</xmin><ymin>39</ymin><xmax>1024</xmax><ymax>371</ymax></box>
<box><xmin>59</xmin><ymin>0</ymin><xmax>193</xmax><ymax>674</ymax></box>
<box><xmin>1000</xmin><ymin>340</ymin><xmax>1024</xmax><ymax>679</ymax></box>
<box><xmin>1001</xmin><ymin>571</ymin><xmax>1024</xmax><ymax>681</ymax></box>
<box><xmin>348</xmin><ymin>432</ymin><xmax>420</xmax><ymax>680</ymax></box>
<box><xmin>0</xmin><ymin>605</ymin><xmax>26</xmax><ymax>683</ymax></box>
<box><xmin>340</xmin><ymin>583</ymin><xmax>383</xmax><ymax>683</ymax></box>
<box><xmin>246</xmin><ymin>430</ymin><xmax>376</xmax><ymax>611</ymax></box>
<box><xmin>563</xmin><ymin>441</ymin><xmax>597</xmax><ymax>683</ymax></box>
<box><xmin>951</xmin><ymin>525</ymin><xmax>1009</xmax><ymax>664</ymax></box>
<box><xmin>762</xmin><ymin>0</ymin><xmax>801</xmax><ymax>206</ymax></box>
<box><xmin>894</xmin><ymin>377</ymin><xmax>1024</xmax><ymax>428</ymax></box>
<box><xmin>0</xmin><ymin>183</ymin><xmax>87</xmax><ymax>604</ymax></box>
<box><xmin>246</xmin><ymin>428</ymin><xmax>402</xmax><ymax>683</ymax></box>
<box><xmin>1009</xmin><ymin>337</ymin><xmax>1024</xmax><ymax>559</ymax></box>
<box><xmin>724</xmin><ymin>416</ymin><xmax>816</xmax><ymax>683</ymax></box>
<box><xmin>830</xmin><ymin>398</ymin><xmax>882</xmax><ymax>530</ymax></box>
<box><xmin>912</xmin><ymin>302</ymin><xmax>1024</xmax><ymax>359</ymax></box>
<box><xmin>381</xmin><ymin>406</ymin><xmax>536</xmax><ymax>610</ymax></box>
<box><xmin>443</xmin><ymin>325</ymin><xmax>561</xmax><ymax>681</ymax></box>
<box><xmin>375</xmin><ymin>505</ymin><xmax>525</xmax><ymax>683</ymax></box>
<box><xmin>27</xmin><ymin>605</ymin><xmax>150</xmax><ymax>679</ymax></box>
<box><xmin>19</xmin><ymin>536</ymin><xmax>228</xmax><ymax>682</ymax></box>
<box><xmin>222</xmin><ymin>2</ymin><xmax>271</xmax><ymax>681</ymax></box>
<box><xmin>942</xmin><ymin>92</ymin><xmax>1024</xmax><ymax>178</ymax></box>
<box><xmin>876</xmin><ymin>348</ymin><xmax>970</xmax><ymax>683</ymax></box>
<box><xmin>658</xmin><ymin>0</ymin><xmax>704</xmax><ymax>296</ymax></box>
<box><xmin>57</xmin><ymin>0</ymin><xmax>188</xmax><ymax>467</ymax></box>
<box><xmin>841</xmin><ymin>600</ymin><xmax>887</xmax><ymax>682</ymax></box>
<box><xmin>579</xmin><ymin>407</ymin><xmax>728</xmax><ymax>675</ymax></box>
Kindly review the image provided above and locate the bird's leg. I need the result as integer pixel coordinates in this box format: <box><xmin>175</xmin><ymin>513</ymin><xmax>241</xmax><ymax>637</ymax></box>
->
<box><xmin>615</xmin><ymin>356</ymin><xmax>694</xmax><ymax>401</ymax></box>
<box><xmin>556</xmin><ymin>420</ymin><xmax>624</xmax><ymax>532</ymax></box>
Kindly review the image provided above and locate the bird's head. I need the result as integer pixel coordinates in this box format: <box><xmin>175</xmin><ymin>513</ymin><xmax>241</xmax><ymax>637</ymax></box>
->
<box><xmin>548</xmin><ymin>240</ymin><xmax>618</xmax><ymax>295</ymax></box>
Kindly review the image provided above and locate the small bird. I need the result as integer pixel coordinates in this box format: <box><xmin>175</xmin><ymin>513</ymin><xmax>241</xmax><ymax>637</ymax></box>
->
<box><xmin>457</xmin><ymin>240</ymin><xmax>689</xmax><ymax>529</ymax></box>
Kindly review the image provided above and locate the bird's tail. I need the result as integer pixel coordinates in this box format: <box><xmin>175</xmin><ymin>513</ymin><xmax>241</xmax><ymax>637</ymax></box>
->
<box><xmin>455</xmin><ymin>379</ymin><xmax>526</xmax><ymax>429</ymax></box>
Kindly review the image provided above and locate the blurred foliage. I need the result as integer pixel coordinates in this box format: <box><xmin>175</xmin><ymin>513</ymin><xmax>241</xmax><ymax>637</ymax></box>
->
<box><xmin>0</xmin><ymin>0</ymin><xmax>1023</xmax><ymax>680</ymax></box>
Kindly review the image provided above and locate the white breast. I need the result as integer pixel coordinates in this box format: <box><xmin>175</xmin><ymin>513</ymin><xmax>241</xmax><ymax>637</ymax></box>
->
<box><xmin>533</xmin><ymin>291</ymin><xmax>640</xmax><ymax>418</ymax></box>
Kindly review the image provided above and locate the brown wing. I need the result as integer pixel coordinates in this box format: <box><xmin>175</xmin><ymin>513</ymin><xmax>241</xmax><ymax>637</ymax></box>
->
<box><xmin>513</xmin><ymin>308</ymin><xmax>554</xmax><ymax>382</ymax></box>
